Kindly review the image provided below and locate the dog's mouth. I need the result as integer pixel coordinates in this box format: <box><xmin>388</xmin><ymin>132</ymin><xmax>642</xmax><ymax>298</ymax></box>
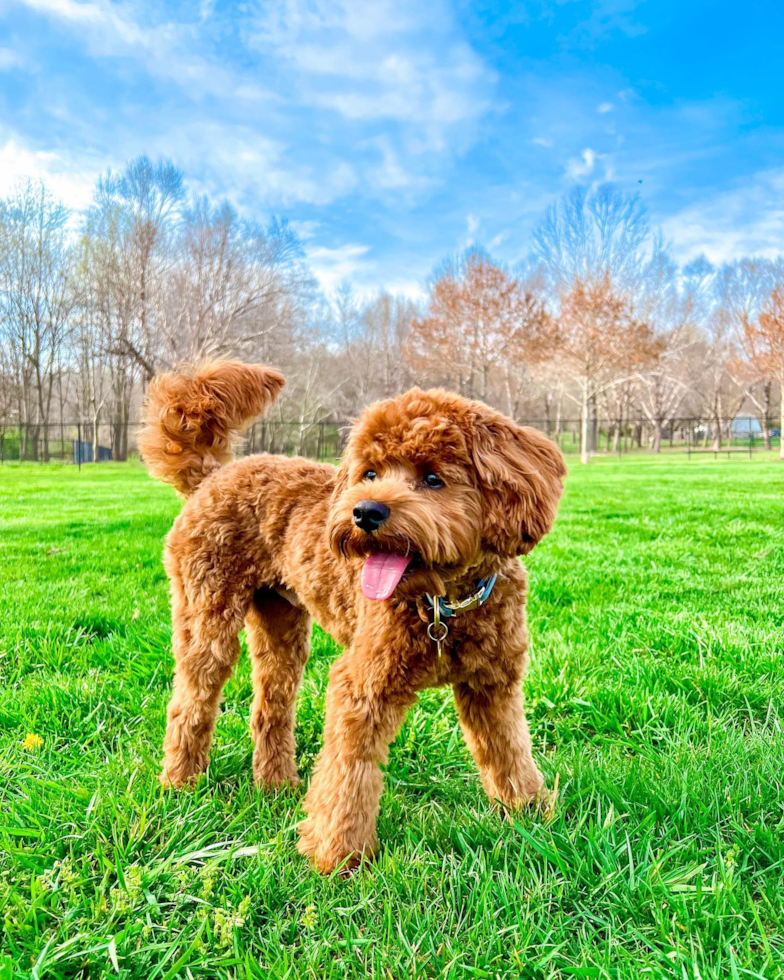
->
<box><xmin>360</xmin><ymin>551</ymin><xmax>423</xmax><ymax>600</ymax></box>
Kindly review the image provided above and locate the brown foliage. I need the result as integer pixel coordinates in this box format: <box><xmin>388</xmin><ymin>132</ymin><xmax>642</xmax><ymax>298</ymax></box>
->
<box><xmin>405</xmin><ymin>253</ymin><xmax>552</xmax><ymax>400</ymax></box>
<box><xmin>743</xmin><ymin>286</ymin><xmax>784</xmax><ymax>380</ymax></box>
<box><xmin>557</xmin><ymin>274</ymin><xmax>661</xmax><ymax>388</ymax></box>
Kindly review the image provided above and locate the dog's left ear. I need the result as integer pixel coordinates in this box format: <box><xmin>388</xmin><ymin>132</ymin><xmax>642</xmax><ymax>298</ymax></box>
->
<box><xmin>469</xmin><ymin>409</ymin><xmax>566</xmax><ymax>557</ymax></box>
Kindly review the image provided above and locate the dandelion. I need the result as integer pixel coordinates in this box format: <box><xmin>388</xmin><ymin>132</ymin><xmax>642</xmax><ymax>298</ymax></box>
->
<box><xmin>22</xmin><ymin>733</ymin><xmax>44</xmax><ymax>751</ymax></box>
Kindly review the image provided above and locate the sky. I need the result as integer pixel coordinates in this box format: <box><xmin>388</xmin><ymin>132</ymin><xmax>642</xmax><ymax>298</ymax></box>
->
<box><xmin>0</xmin><ymin>0</ymin><xmax>783</xmax><ymax>298</ymax></box>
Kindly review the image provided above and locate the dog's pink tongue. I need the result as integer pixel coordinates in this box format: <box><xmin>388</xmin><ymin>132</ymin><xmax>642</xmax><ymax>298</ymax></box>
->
<box><xmin>361</xmin><ymin>553</ymin><xmax>412</xmax><ymax>600</ymax></box>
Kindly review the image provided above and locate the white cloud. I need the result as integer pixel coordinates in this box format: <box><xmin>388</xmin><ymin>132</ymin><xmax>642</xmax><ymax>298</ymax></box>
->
<box><xmin>0</xmin><ymin>138</ymin><xmax>99</xmax><ymax>209</ymax></box>
<box><xmin>597</xmin><ymin>101</ymin><xmax>614</xmax><ymax>113</ymax></box>
<box><xmin>15</xmin><ymin>0</ymin><xmax>494</xmax><ymax>209</ymax></box>
<box><xmin>565</xmin><ymin>147</ymin><xmax>597</xmax><ymax>180</ymax></box>
<box><xmin>532</xmin><ymin>136</ymin><xmax>554</xmax><ymax>148</ymax></box>
<box><xmin>0</xmin><ymin>48</ymin><xmax>25</xmax><ymax>70</ymax></box>
<box><xmin>16</xmin><ymin>0</ymin><xmax>271</xmax><ymax>102</ymax></box>
<box><xmin>380</xmin><ymin>278</ymin><xmax>426</xmax><ymax>301</ymax></box>
<box><xmin>364</xmin><ymin>136</ymin><xmax>428</xmax><ymax>192</ymax></box>
<box><xmin>663</xmin><ymin>168</ymin><xmax>784</xmax><ymax>265</ymax></box>
<box><xmin>289</xmin><ymin>219</ymin><xmax>321</xmax><ymax>241</ymax></box>
<box><xmin>246</xmin><ymin>0</ymin><xmax>495</xmax><ymax>148</ymax></box>
<box><xmin>307</xmin><ymin>243</ymin><xmax>372</xmax><ymax>292</ymax></box>
<box><xmin>145</xmin><ymin>122</ymin><xmax>358</xmax><ymax>208</ymax></box>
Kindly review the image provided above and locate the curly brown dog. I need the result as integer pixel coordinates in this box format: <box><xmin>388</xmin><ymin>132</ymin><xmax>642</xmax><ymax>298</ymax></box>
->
<box><xmin>139</xmin><ymin>360</ymin><xmax>566</xmax><ymax>873</ymax></box>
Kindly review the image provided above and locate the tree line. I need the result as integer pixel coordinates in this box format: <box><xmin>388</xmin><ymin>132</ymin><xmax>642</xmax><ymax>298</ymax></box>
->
<box><xmin>1</xmin><ymin>156</ymin><xmax>782</xmax><ymax>463</ymax></box>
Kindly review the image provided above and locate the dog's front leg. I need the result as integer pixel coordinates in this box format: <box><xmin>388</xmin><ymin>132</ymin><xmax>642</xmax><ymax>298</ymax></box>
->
<box><xmin>298</xmin><ymin>650</ymin><xmax>414</xmax><ymax>874</ymax></box>
<box><xmin>453</xmin><ymin>680</ymin><xmax>546</xmax><ymax>811</ymax></box>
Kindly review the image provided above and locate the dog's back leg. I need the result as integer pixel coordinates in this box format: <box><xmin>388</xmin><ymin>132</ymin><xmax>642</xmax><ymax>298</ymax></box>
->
<box><xmin>161</xmin><ymin>565</ymin><xmax>250</xmax><ymax>788</ymax></box>
<box><xmin>246</xmin><ymin>588</ymin><xmax>311</xmax><ymax>789</ymax></box>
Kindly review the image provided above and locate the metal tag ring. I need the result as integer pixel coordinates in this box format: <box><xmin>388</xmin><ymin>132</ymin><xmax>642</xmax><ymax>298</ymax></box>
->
<box><xmin>427</xmin><ymin>621</ymin><xmax>449</xmax><ymax>643</ymax></box>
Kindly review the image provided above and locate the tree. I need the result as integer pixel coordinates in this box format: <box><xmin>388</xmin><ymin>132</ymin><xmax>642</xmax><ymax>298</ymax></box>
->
<box><xmin>557</xmin><ymin>275</ymin><xmax>659</xmax><ymax>463</ymax></box>
<box><xmin>698</xmin><ymin>259</ymin><xmax>770</xmax><ymax>451</ymax></box>
<box><xmin>532</xmin><ymin>184</ymin><xmax>666</xmax><ymax>460</ymax></box>
<box><xmin>95</xmin><ymin>156</ymin><xmax>184</xmax><ymax>381</ymax></box>
<box><xmin>533</xmin><ymin>184</ymin><xmax>654</xmax><ymax>291</ymax></box>
<box><xmin>158</xmin><ymin>200</ymin><xmax>310</xmax><ymax>367</ymax></box>
<box><xmin>0</xmin><ymin>180</ymin><xmax>76</xmax><ymax>459</ymax></box>
<box><xmin>720</xmin><ymin>258</ymin><xmax>783</xmax><ymax>449</ymax></box>
<box><xmin>406</xmin><ymin>251</ymin><xmax>550</xmax><ymax>404</ymax></box>
<box><xmin>633</xmin><ymin>253</ymin><xmax>696</xmax><ymax>452</ymax></box>
<box><xmin>743</xmin><ymin>285</ymin><xmax>784</xmax><ymax>459</ymax></box>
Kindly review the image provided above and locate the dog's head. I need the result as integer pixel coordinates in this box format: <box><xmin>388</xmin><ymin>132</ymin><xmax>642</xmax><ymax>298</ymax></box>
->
<box><xmin>327</xmin><ymin>389</ymin><xmax>566</xmax><ymax>601</ymax></box>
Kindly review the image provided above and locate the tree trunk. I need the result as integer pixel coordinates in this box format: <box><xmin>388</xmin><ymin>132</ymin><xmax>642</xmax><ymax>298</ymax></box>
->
<box><xmin>651</xmin><ymin>420</ymin><xmax>662</xmax><ymax>453</ymax></box>
<box><xmin>711</xmin><ymin>396</ymin><xmax>723</xmax><ymax>451</ymax></box>
<box><xmin>580</xmin><ymin>386</ymin><xmax>590</xmax><ymax>464</ymax></box>
<box><xmin>780</xmin><ymin>380</ymin><xmax>784</xmax><ymax>460</ymax></box>
<box><xmin>759</xmin><ymin>381</ymin><xmax>772</xmax><ymax>451</ymax></box>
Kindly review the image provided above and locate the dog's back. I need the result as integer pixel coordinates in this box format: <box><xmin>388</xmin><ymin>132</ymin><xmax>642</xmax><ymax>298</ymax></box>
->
<box><xmin>138</xmin><ymin>361</ymin><xmax>285</xmax><ymax>496</ymax></box>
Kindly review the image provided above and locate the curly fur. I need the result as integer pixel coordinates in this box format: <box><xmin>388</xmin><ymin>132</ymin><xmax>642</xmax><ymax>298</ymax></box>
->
<box><xmin>140</xmin><ymin>360</ymin><xmax>566</xmax><ymax>874</ymax></box>
<box><xmin>139</xmin><ymin>360</ymin><xmax>285</xmax><ymax>496</ymax></box>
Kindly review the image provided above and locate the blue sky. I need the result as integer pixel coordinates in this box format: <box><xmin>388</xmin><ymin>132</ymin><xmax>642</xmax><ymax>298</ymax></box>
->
<box><xmin>1</xmin><ymin>0</ymin><xmax>783</xmax><ymax>296</ymax></box>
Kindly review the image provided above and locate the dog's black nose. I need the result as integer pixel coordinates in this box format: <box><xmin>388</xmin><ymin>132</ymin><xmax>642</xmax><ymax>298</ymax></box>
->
<box><xmin>353</xmin><ymin>500</ymin><xmax>390</xmax><ymax>532</ymax></box>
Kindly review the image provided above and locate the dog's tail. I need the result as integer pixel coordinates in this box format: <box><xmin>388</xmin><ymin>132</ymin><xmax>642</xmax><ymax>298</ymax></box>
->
<box><xmin>139</xmin><ymin>360</ymin><xmax>285</xmax><ymax>496</ymax></box>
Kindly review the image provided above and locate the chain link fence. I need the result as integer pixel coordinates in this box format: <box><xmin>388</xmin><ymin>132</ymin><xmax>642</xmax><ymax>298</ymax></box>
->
<box><xmin>0</xmin><ymin>417</ymin><xmax>779</xmax><ymax>465</ymax></box>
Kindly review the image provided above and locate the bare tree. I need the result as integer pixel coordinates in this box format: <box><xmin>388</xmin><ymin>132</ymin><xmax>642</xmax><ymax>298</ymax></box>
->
<box><xmin>0</xmin><ymin>180</ymin><xmax>76</xmax><ymax>459</ymax></box>
<box><xmin>363</xmin><ymin>293</ymin><xmax>416</xmax><ymax>398</ymax></box>
<box><xmin>533</xmin><ymin>184</ymin><xmax>656</xmax><ymax>292</ymax></box>
<box><xmin>720</xmin><ymin>258</ymin><xmax>783</xmax><ymax>449</ymax></box>
<box><xmin>96</xmin><ymin>156</ymin><xmax>184</xmax><ymax>381</ymax></box>
<box><xmin>532</xmin><ymin>184</ymin><xmax>666</xmax><ymax>460</ymax></box>
<box><xmin>633</xmin><ymin>253</ymin><xmax>696</xmax><ymax>452</ymax></box>
<box><xmin>158</xmin><ymin>200</ymin><xmax>311</xmax><ymax>367</ymax></box>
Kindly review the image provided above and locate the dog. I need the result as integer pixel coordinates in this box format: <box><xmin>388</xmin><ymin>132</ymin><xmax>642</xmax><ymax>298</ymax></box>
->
<box><xmin>139</xmin><ymin>360</ymin><xmax>566</xmax><ymax>873</ymax></box>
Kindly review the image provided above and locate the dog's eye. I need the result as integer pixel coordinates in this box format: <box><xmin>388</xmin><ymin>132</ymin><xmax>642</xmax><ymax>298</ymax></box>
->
<box><xmin>364</xmin><ymin>470</ymin><xmax>377</xmax><ymax>481</ymax></box>
<box><xmin>423</xmin><ymin>472</ymin><xmax>445</xmax><ymax>489</ymax></box>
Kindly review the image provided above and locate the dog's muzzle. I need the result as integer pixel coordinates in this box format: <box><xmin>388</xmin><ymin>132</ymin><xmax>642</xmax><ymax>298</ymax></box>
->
<box><xmin>353</xmin><ymin>500</ymin><xmax>390</xmax><ymax>533</ymax></box>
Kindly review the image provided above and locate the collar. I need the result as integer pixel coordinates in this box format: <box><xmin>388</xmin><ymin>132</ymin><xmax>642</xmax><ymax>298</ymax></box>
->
<box><xmin>423</xmin><ymin>574</ymin><xmax>498</xmax><ymax>620</ymax></box>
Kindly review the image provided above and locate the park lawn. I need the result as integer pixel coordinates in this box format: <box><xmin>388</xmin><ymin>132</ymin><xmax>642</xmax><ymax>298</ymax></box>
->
<box><xmin>0</xmin><ymin>454</ymin><xmax>783</xmax><ymax>980</ymax></box>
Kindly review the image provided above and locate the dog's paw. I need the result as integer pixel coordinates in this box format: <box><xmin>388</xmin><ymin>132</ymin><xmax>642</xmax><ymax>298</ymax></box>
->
<box><xmin>253</xmin><ymin>755</ymin><xmax>301</xmax><ymax>791</ymax></box>
<box><xmin>159</xmin><ymin>767</ymin><xmax>198</xmax><ymax>790</ymax></box>
<box><xmin>297</xmin><ymin>819</ymin><xmax>374</xmax><ymax>875</ymax></box>
<box><xmin>498</xmin><ymin>778</ymin><xmax>558</xmax><ymax>823</ymax></box>
<box><xmin>255</xmin><ymin>772</ymin><xmax>301</xmax><ymax>791</ymax></box>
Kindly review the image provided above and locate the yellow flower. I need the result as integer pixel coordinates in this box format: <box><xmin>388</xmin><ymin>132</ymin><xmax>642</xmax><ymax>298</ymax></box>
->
<box><xmin>22</xmin><ymin>733</ymin><xmax>44</xmax><ymax>751</ymax></box>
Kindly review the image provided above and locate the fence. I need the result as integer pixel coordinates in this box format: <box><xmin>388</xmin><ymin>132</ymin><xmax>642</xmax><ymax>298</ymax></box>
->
<box><xmin>0</xmin><ymin>416</ymin><xmax>779</xmax><ymax>465</ymax></box>
<box><xmin>0</xmin><ymin>419</ymin><xmax>348</xmax><ymax>465</ymax></box>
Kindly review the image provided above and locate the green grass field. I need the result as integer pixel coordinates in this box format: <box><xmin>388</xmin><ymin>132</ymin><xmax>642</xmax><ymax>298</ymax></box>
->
<box><xmin>1</xmin><ymin>455</ymin><xmax>783</xmax><ymax>979</ymax></box>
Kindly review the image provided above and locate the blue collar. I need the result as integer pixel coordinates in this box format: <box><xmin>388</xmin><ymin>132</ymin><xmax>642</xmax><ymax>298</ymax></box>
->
<box><xmin>424</xmin><ymin>574</ymin><xmax>498</xmax><ymax>620</ymax></box>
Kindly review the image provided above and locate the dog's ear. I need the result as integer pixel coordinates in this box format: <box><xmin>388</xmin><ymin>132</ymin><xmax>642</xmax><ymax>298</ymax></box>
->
<box><xmin>469</xmin><ymin>409</ymin><xmax>566</xmax><ymax>557</ymax></box>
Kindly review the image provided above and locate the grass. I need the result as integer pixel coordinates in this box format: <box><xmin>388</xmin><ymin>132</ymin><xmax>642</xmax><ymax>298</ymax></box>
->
<box><xmin>1</xmin><ymin>454</ymin><xmax>783</xmax><ymax>980</ymax></box>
